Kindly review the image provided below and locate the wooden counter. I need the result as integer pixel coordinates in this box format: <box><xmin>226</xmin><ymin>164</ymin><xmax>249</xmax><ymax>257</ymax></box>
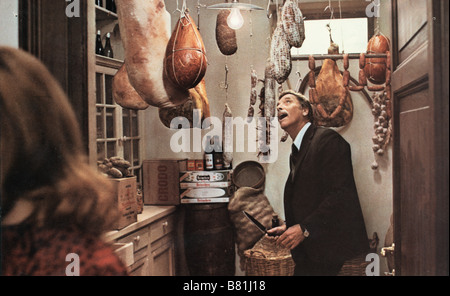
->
<box><xmin>104</xmin><ymin>206</ymin><xmax>177</xmax><ymax>242</ymax></box>
<box><xmin>104</xmin><ymin>205</ymin><xmax>178</xmax><ymax>276</ymax></box>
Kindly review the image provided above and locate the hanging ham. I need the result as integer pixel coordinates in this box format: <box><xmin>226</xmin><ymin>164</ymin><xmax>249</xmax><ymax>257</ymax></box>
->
<box><xmin>165</xmin><ymin>11</ymin><xmax>207</xmax><ymax>90</ymax></box>
<box><xmin>112</xmin><ymin>63</ymin><xmax>149</xmax><ymax>110</ymax></box>
<box><xmin>159</xmin><ymin>78</ymin><xmax>210</xmax><ymax>128</ymax></box>
<box><xmin>116</xmin><ymin>0</ymin><xmax>189</xmax><ymax>108</ymax></box>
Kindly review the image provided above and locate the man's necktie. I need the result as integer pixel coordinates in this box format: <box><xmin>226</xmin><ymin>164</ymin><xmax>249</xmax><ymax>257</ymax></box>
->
<box><xmin>290</xmin><ymin>144</ymin><xmax>298</xmax><ymax>171</ymax></box>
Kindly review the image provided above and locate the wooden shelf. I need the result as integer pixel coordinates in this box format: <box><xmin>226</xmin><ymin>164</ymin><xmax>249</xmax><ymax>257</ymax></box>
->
<box><xmin>95</xmin><ymin>5</ymin><xmax>118</xmax><ymax>21</ymax></box>
<box><xmin>95</xmin><ymin>54</ymin><xmax>123</xmax><ymax>69</ymax></box>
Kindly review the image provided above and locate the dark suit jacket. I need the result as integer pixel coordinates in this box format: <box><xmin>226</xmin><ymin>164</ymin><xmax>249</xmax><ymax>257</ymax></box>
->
<box><xmin>284</xmin><ymin>124</ymin><xmax>369</xmax><ymax>275</ymax></box>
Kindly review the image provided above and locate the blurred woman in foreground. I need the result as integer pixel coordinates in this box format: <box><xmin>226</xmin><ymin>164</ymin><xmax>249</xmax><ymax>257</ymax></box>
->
<box><xmin>0</xmin><ymin>47</ymin><xmax>128</xmax><ymax>276</ymax></box>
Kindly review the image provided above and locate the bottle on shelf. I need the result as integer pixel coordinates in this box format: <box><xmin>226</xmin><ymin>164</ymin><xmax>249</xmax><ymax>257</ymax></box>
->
<box><xmin>104</xmin><ymin>32</ymin><xmax>114</xmax><ymax>58</ymax></box>
<box><xmin>213</xmin><ymin>135</ymin><xmax>224</xmax><ymax>170</ymax></box>
<box><xmin>95</xmin><ymin>30</ymin><xmax>104</xmax><ymax>55</ymax></box>
<box><xmin>204</xmin><ymin>136</ymin><xmax>214</xmax><ymax>171</ymax></box>
<box><xmin>223</xmin><ymin>157</ymin><xmax>232</xmax><ymax>170</ymax></box>
<box><xmin>106</xmin><ymin>0</ymin><xmax>116</xmax><ymax>13</ymax></box>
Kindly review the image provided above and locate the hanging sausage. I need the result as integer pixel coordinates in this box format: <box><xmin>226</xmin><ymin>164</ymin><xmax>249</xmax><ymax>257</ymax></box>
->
<box><xmin>269</xmin><ymin>23</ymin><xmax>292</xmax><ymax>85</ymax></box>
<box><xmin>165</xmin><ymin>10</ymin><xmax>207</xmax><ymax>90</ymax></box>
<box><xmin>116</xmin><ymin>0</ymin><xmax>189</xmax><ymax>108</ymax></box>
<box><xmin>222</xmin><ymin>103</ymin><xmax>233</xmax><ymax>169</ymax></box>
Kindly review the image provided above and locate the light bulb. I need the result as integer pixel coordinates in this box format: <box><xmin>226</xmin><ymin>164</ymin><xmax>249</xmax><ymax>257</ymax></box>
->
<box><xmin>227</xmin><ymin>8</ymin><xmax>244</xmax><ymax>30</ymax></box>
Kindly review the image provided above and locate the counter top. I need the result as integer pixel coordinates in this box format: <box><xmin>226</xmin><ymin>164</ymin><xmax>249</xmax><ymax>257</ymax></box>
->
<box><xmin>104</xmin><ymin>205</ymin><xmax>177</xmax><ymax>242</ymax></box>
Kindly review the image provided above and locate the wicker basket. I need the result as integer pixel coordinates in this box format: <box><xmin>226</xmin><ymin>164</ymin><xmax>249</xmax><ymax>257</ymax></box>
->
<box><xmin>337</xmin><ymin>233</ymin><xmax>380</xmax><ymax>276</ymax></box>
<box><xmin>244</xmin><ymin>236</ymin><xmax>295</xmax><ymax>276</ymax></box>
<box><xmin>337</xmin><ymin>254</ymin><xmax>371</xmax><ymax>276</ymax></box>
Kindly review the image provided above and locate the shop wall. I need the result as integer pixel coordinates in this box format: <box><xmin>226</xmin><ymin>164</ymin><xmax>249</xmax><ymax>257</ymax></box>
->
<box><xmin>143</xmin><ymin>0</ymin><xmax>393</xmax><ymax>274</ymax></box>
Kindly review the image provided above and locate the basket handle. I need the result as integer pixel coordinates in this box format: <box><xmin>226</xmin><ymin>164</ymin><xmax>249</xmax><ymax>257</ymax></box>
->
<box><xmin>249</xmin><ymin>250</ymin><xmax>267</xmax><ymax>258</ymax></box>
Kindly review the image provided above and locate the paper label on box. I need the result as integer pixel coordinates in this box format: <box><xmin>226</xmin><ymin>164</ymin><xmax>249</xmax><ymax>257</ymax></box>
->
<box><xmin>181</xmin><ymin>197</ymin><xmax>230</xmax><ymax>204</ymax></box>
<box><xmin>179</xmin><ymin>170</ymin><xmax>231</xmax><ymax>182</ymax></box>
<box><xmin>179</xmin><ymin>181</ymin><xmax>231</xmax><ymax>189</ymax></box>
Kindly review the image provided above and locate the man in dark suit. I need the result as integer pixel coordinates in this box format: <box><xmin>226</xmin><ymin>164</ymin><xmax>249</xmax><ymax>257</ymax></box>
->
<box><xmin>267</xmin><ymin>90</ymin><xmax>369</xmax><ymax>276</ymax></box>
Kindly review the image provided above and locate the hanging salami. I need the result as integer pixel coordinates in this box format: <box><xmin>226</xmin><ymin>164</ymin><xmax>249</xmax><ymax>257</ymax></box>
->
<box><xmin>281</xmin><ymin>0</ymin><xmax>305</xmax><ymax>48</ymax></box>
<box><xmin>116</xmin><ymin>0</ymin><xmax>189</xmax><ymax>108</ymax></box>
<box><xmin>222</xmin><ymin>104</ymin><xmax>233</xmax><ymax>169</ymax></box>
<box><xmin>165</xmin><ymin>11</ymin><xmax>207</xmax><ymax>90</ymax></box>
<box><xmin>269</xmin><ymin>23</ymin><xmax>292</xmax><ymax>85</ymax></box>
<box><xmin>216</xmin><ymin>10</ymin><xmax>238</xmax><ymax>56</ymax></box>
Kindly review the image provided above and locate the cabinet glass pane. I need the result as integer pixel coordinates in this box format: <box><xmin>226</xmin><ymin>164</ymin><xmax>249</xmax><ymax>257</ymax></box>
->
<box><xmin>96</xmin><ymin>73</ymin><xmax>103</xmax><ymax>104</ymax></box>
<box><xmin>97</xmin><ymin>142</ymin><xmax>106</xmax><ymax>161</ymax></box>
<box><xmin>106</xmin><ymin>108</ymin><xmax>115</xmax><ymax>138</ymax></box>
<box><xmin>124</xmin><ymin>140</ymin><xmax>131</xmax><ymax>162</ymax></box>
<box><xmin>96</xmin><ymin>107</ymin><xmax>104</xmax><ymax>139</ymax></box>
<box><xmin>131</xmin><ymin>112</ymin><xmax>138</xmax><ymax>137</ymax></box>
<box><xmin>107</xmin><ymin>141</ymin><xmax>116</xmax><ymax>158</ymax></box>
<box><xmin>123</xmin><ymin>110</ymin><xmax>130</xmax><ymax>137</ymax></box>
<box><xmin>105</xmin><ymin>75</ymin><xmax>114</xmax><ymax>105</ymax></box>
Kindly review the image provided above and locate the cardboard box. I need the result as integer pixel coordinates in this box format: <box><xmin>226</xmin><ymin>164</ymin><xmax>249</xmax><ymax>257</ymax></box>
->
<box><xmin>179</xmin><ymin>181</ymin><xmax>231</xmax><ymax>189</ymax></box>
<box><xmin>181</xmin><ymin>197</ymin><xmax>230</xmax><ymax>204</ymax></box>
<box><xmin>110</xmin><ymin>177</ymin><xmax>138</xmax><ymax>230</ymax></box>
<box><xmin>180</xmin><ymin>186</ymin><xmax>232</xmax><ymax>199</ymax></box>
<box><xmin>187</xmin><ymin>160</ymin><xmax>196</xmax><ymax>171</ymax></box>
<box><xmin>142</xmin><ymin>159</ymin><xmax>187</xmax><ymax>205</ymax></box>
<box><xmin>195</xmin><ymin>160</ymin><xmax>204</xmax><ymax>171</ymax></box>
<box><xmin>179</xmin><ymin>170</ymin><xmax>232</xmax><ymax>183</ymax></box>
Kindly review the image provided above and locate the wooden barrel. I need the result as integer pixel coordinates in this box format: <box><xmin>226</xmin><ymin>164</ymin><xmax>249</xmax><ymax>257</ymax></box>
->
<box><xmin>184</xmin><ymin>204</ymin><xmax>235</xmax><ymax>276</ymax></box>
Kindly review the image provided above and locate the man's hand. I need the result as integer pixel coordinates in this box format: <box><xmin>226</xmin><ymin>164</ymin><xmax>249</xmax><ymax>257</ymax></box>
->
<box><xmin>266</xmin><ymin>224</ymin><xmax>286</xmax><ymax>237</ymax></box>
<box><xmin>276</xmin><ymin>224</ymin><xmax>306</xmax><ymax>250</ymax></box>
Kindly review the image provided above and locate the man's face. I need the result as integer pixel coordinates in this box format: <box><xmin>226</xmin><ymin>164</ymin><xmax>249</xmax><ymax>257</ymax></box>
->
<box><xmin>277</xmin><ymin>94</ymin><xmax>308</xmax><ymax>135</ymax></box>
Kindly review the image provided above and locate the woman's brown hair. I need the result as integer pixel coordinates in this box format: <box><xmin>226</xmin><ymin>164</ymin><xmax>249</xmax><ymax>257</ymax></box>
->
<box><xmin>0</xmin><ymin>47</ymin><xmax>118</xmax><ymax>235</ymax></box>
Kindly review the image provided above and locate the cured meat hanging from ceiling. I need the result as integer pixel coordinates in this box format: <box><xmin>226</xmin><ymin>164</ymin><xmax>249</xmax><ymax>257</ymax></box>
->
<box><xmin>269</xmin><ymin>22</ymin><xmax>292</xmax><ymax>85</ymax></box>
<box><xmin>115</xmin><ymin>0</ymin><xmax>189</xmax><ymax>108</ymax></box>
<box><xmin>159</xmin><ymin>78</ymin><xmax>211</xmax><ymax>129</ymax></box>
<box><xmin>281</xmin><ymin>0</ymin><xmax>305</xmax><ymax>49</ymax></box>
<box><xmin>222</xmin><ymin>103</ymin><xmax>233</xmax><ymax>169</ymax></box>
<box><xmin>365</xmin><ymin>34</ymin><xmax>391</xmax><ymax>85</ymax></box>
<box><xmin>216</xmin><ymin>9</ymin><xmax>238</xmax><ymax>56</ymax></box>
<box><xmin>112</xmin><ymin>63</ymin><xmax>149</xmax><ymax>110</ymax></box>
<box><xmin>365</xmin><ymin>34</ymin><xmax>392</xmax><ymax>170</ymax></box>
<box><xmin>308</xmin><ymin>26</ymin><xmax>353</xmax><ymax>128</ymax></box>
<box><xmin>256</xmin><ymin>0</ymin><xmax>306</xmax><ymax>157</ymax></box>
<box><xmin>164</xmin><ymin>9</ymin><xmax>207</xmax><ymax>90</ymax></box>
